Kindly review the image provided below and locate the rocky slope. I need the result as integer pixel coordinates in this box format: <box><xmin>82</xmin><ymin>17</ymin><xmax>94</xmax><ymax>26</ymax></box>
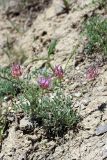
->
<box><xmin>0</xmin><ymin>0</ymin><xmax>107</xmax><ymax>160</ymax></box>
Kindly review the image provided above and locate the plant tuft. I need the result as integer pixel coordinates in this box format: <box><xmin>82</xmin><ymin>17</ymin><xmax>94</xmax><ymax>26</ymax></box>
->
<box><xmin>84</xmin><ymin>16</ymin><xmax>107</xmax><ymax>55</ymax></box>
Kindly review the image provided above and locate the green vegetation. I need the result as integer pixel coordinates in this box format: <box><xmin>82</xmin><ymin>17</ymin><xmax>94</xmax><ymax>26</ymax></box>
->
<box><xmin>92</xmin><ymin>0</ymin><xmax>107</xmax><ymax>8</ymax></box>
<box><xmin>34</xmin><ymin>92</ymin><xmax>79</xmax><ymax>137</ymax></box>
<box><xmin>84</xmin><ymin>16</ymin><xmax>107</xmax><ymax>55</ymax></box>
<box><xmin>0</xmin><ymin>41</ymin><xmax>79</xmax><ymax>138</ymax></box>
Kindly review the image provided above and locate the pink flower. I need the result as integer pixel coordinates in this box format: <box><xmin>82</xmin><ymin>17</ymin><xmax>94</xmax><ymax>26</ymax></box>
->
<box><xmin>54</xmin><ymin>65</ymin><xmax>64</xmax><ymax>79</ymax></box>
<box><xmin>38</xmin><ymin>77</ymin><xmax>51</xmax><ymax>89</ymax></box>
<box><xmin>86</xmin><ymin>65</ymin><xmax>99</xmax><ymax>81</ymax></box>
<box><xmin>11</xmin><ymin>63</ymin><xmax>22</xmax><ymax>78</ymax></box>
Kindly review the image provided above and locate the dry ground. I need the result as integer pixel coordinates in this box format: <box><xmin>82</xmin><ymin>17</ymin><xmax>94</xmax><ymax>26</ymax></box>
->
<box><xmin>0</xmin><ymin>0</ymin><xmax>107</xmax><ymax>160</ymax></box>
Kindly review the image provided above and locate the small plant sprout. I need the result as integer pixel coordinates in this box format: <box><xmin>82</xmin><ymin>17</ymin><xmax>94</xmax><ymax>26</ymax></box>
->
<box><xmin>38</xmin><ymin>77</ymin><xmax>51</xmax><ymax>90</ymax></box>
<box><xmin>11</xmin><ymin>63</ymin><xmax>22</xmax><ymax>78</ymax></box>
<box><xmin>86</xmin><ymin>65</ymin><xmax>99</xmax><ymax>81</ymax></box>
<box><xmin>48</xmin><ymin>39</ymin><xmax>57</xmax><ymax>57</ymax></box>
<box><xmin>54</xmin><ymin>65</ymin><xmax>64</xmax><ymax>79</ymax></box>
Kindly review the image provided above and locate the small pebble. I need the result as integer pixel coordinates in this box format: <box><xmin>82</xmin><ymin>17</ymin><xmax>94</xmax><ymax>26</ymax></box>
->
<box><xmin>96</xmin><ymin>124</ymin><xmax>107</xmax><ymax>135</ymax></box>
<box><xmin>20</xmin><ymin>117</ymin><xmax>33</xmax><ymax>131</ymax></box>
<box><xmin>74</xmin><ymin>92</ymin><xmax>82</xmax><ymax>97</ymax></box>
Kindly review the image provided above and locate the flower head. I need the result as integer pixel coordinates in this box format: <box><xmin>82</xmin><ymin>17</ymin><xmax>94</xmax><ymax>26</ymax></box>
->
<box><xmin>11</xmin><ymin>63</ymin><xmax>22</xmax><ymax>78</ymax></box>
<box><xmin>86</xmin><ymin>65</ymin><xmax>98</xmax><ymax>81</ymax></box>
<box><xmin>38</xmin><ymin>77</ymin><xmax>51</xmax><ymax>90</ymax></box>
<box><xmin>54</xmin><ymin>65</ymin><xmax>64</xmax><ymax>79</ymax></box>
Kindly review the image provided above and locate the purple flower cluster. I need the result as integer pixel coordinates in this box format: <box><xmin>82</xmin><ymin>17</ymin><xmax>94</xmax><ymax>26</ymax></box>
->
<box><xmin>11</xmin><ymin>63</ymin><xmax>64</xmax><ymax>90</ymax></box>
<box><xmin>38</xmin><ymin>77</ymin><xmax>51</xmax><ymax>90</ymax></box>
<box><xmin>86</xmin><ymin>65</ymin><xmax>99</xmax><ymax>81</ymax></box>
<box><xmin>11</xmin><ymin>62</ymin><xmax>99</xmax><ymax>90</ymax></box>
<box><xmin>38</xmin><ymin>65</ymin><xmax>64</xmax><ymax>90</ymax></box>
<box><xmin>54</xmin><ymin>65</ymin><xmax>64</xmax><ymax>79</ymax></box>
<box><xmin>11</xmin><ymin>63</ymin><xmax>22</xmax><ymax>78</ymax></box>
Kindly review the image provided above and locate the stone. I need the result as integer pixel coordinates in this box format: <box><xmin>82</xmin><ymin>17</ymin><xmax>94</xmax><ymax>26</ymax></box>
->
<box><xmin>74</xmin><ymin>92</ymin><xmax>82</xmax><ymax>97</ymax></box>
<box><xmin>45</xmin><ymin>0</ymin><xmax>65</xmax><ymax>19</ymax></box>
<box><xmin>45</xmin><ymin>6</ymin><xmax>55</xmax><ymax>19</ymax></box>
<box><xmin>54</xmin><ymin>0</ymin><xmax>65</xmax><ymax>15</ymax></box>
<box><xmin>19</xmin><ymin>117</ymin><xmax>33</xmax><ymax>131</ymax></box>
<box><xmin>81</xmin><ymin>99</ymin><xmax>90</xmax><ymax>106</ymax></box>
<box><xmin>7</xmin><ymin>115</ymin><xmax>15</xmax><ymax>122</ymax></box>
<box><xmin>96</xmin><ymin>124</ymin><xmax>107</xmax><ymax>136</ymax></box>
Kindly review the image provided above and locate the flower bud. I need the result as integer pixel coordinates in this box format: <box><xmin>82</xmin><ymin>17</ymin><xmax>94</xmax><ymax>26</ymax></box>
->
<box><xmin>38</xmin><ymin>77</ymin><xmax>51</xmax><ymax>89</ymax></box>
<box><xmin>54</xmin><ymin>65</ymin><xmax>64</xmax><ymax>79</ymax></box>
<box><xmin>11</xmin><ymin>63</ymin><xmax>22</xmax><ymax>78</ymax></box>
<box><xmin>86</xmin><ymin>65</ymin><xmax>98</xmax><ymax>80</ymax></box>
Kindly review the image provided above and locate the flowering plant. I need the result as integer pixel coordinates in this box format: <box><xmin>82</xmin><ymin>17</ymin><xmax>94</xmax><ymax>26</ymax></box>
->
<box><xmin>0</xmin><ymin>40</ymin><xmax>79</xmax><ymax>138</ymax></box>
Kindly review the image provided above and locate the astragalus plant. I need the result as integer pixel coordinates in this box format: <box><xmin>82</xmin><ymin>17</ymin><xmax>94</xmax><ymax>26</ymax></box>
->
<box><xmin>0</xmin><ymin>40</ymin><xmax>79</xmax><ymax>138</ymax></box>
